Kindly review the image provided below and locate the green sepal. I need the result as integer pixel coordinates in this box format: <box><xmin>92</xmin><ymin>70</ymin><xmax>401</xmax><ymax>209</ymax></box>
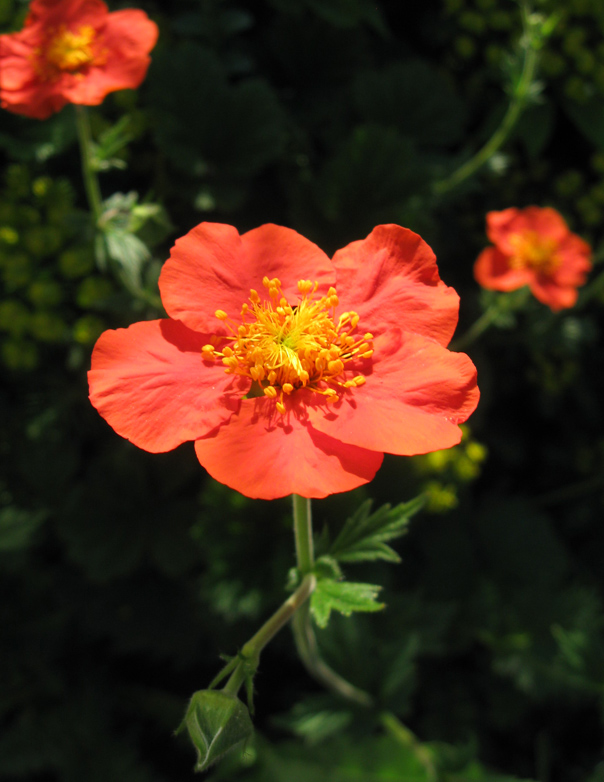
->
<box><xmin>177</xmin><ymin>690</ymin><xmax>253</xmax><ymax>772</ymax></box>
<box><xmin>328</xmin><ymin>497</ymin><xmax>425</xmax><ymax>564</ymax></box>
<box><xmin>310</xmin><ymin>579</ymin><xmax>384</xmax><ymax>629</ymax></box>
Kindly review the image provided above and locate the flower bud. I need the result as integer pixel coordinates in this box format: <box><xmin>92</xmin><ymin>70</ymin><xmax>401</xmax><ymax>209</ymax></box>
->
<box><xmin>178</xmin><ymin>690</ymin><xmax>253</xmax><ymax>772</ymax></box>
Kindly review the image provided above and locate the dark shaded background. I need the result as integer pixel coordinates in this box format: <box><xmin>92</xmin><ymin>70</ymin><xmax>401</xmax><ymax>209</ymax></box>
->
<box><xmin>2</xmin><ymin>0</ymin><xmax>604</xmax><ymax>779</ymax></box>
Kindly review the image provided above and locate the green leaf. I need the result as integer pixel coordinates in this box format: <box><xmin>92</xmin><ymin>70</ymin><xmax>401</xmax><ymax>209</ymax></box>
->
<box><xmin>329</xmin><ymin>497</ymin><xmax>425</xmax><ymax>564</ymax></box>
<box><xmin>91</xmin><ymin>115</ymin><xmax>136</xmax><ymax>171</ymax></box>
<box><xmin>310</xmin><ymin>579</ymin><xmax>384</xmax><ymax>628</ymax></box>
<box><xmin>103</xmin><ymin>230</ymin><xmax>150</xmax><ymax>292</ymax></box>
<box><xmin>178</xmin><ymin>690</ymin><xmax>253</xmax><ymax>772</ymax></box>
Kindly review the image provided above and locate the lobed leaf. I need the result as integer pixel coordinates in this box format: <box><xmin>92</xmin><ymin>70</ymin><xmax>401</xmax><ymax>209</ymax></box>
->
<box><xmin>328</xmin><ymin>496</ymin><xmax>425</xmax><ymax>564</ymax></box>
<box><xmin>310</xmin><ymin>579</ymin><xmax>384</xmax><ymax>628</ymax></box>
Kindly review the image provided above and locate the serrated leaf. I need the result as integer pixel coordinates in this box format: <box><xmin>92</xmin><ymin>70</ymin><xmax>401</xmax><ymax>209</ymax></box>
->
<box><xmin>329</xmin><ymin>497</ymin><xmax>424</xmax><ymax>564</ymax></box>
<box><xmin>310</xmin><ymin>579</ymin><xmax>384</xmax><ymax>628</ymax></box>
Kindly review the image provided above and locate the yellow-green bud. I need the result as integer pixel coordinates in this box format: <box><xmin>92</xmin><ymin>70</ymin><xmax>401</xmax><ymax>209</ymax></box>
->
<box><xmin>28</xmin><ymin>279</ymin><xmax>64</xmax><ymax>308</ymax></box>
<box><xmin>0</xmin><ymin>300</ymin><xmax>30</xmax><ymax>336</ymax></box>
<box><xmin>73</xmin><ymin>315</ymin><xmax>105</xmax><ymax>345</ymax></box>
<box><xmin>76</xmin><ymin>277</ymin><xmax>114</xmax><ymax>308</ymax></box>
<box><xmin>1</xmin><ymin>338</ymin><xmax>38</xmax><ymax>371</ymax></box>
<box><xmin>29</xmin><ymin>311</ymin><xmax>67</xmax><ymax>343</ymax></box>
<box><xmin>59</xmin><ymin>247</ymin><xmax>95</xmax><ymax>279</ymax></box>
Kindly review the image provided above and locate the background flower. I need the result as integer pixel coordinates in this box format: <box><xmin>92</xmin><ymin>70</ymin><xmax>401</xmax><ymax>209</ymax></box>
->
<box><xmin>0</xmin><ymin>0</ymin><xmax>158</xmax><ymax>119</ymax></box>
<box><xmin>474</xmin><ymin>206</ymin><xmax>592</xmax><ymax>311</ymax></box>
<box><xmin>88</xmin><ymin>222</ymin><xmax>479</xmax><ymax>499</ymax></box>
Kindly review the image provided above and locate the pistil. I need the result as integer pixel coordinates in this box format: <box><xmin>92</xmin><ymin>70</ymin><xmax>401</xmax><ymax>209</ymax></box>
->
<box><xmin>202</xmin><ymin>278</ymin><xmax>373</xmax><ymax>412</ymax></box>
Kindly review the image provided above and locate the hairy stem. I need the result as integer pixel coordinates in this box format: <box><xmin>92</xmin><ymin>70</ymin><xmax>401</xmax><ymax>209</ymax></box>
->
<box><xmin>221</xmin><ymin>572</ymin><xmax>316</xmax><ymax>697</ymax></box>
<box><xmin>433</xmin><ymin>11</ymin><xmax>540</xmax><ymax>195</ymax></box>
<box><xmin>75</xmin><ymin>106</ymin><xmax>103</xmax><ymax>223</ymax></box>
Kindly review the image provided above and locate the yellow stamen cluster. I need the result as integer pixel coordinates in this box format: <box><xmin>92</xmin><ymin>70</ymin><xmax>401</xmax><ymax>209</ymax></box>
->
<box><xmin>202</xmin><ymin>277</ymin><xmax>373</xmax><ymax>414</ymax></box>
<box><xmin>508</xmin><ymin>231</ymin><xmax>560</xmax><ymax>275</ymax></box>
<box><xmin>44</xmin><ymin>25</ymin><xmax>97</xmax><ymax>73</ymax></box>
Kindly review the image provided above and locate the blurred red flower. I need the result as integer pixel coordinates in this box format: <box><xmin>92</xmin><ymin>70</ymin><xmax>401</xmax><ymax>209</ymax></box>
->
<box><xmin>0</xmin><ymin>0</ymin><xmax>158</xmax><ymax>119</ymax></box>
<box><xmin>474</xmin><ymin>206</ymin><xmax>592</xmax><ymax>311</ymax></box>
<box><xmin>88</xmin><ymin>223</ymin><xmax>479</xmax><ymax>499</ymax></box>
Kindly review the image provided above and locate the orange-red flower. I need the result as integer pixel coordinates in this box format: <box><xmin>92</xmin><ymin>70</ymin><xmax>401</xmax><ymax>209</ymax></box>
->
<box><xmin>474</xmin><ymin>207</ymin><xmax>592</xmax><ymax>311</ymax></box>
<box><xmin>88</xmin><ymin>223</ymin><xmax>479</xmax><ymax>500</ymax></box>
<box><xmin>0</xmin><ymin>0</ymin><xmax>158</xmax><ymax>119</ymax></box>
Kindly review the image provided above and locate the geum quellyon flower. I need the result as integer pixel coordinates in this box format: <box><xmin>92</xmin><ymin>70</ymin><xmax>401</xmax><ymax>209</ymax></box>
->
<box><xmin>474</xmin><ymin>206</ymin><xmax>592</xmax><ymax>311</ymax></box>
<box><xmin>88</xmin><ymin>223</ymin><xmax>480</xmax><ymax>500</ymax></box>
<box><xmin>0</xmin><ymin>0</ymin><xmax>158</xmax><ymax>119</ymax></box>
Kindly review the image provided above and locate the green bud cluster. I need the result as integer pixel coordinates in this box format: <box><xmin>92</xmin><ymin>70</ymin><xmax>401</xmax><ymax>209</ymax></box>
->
<box><xmin>412</xmin><ymin>427</ymin><xmax>488</xmax><ymax>513</ymax></box>
<box><xmin>0</xmin><ymin>165</ymin><xmax>112</xmax><ymax>371</ymax></box>
<box><xmin>443</xmin><ymin>0</ymin><xmax>604</xmax><ymax>107</ymax></box>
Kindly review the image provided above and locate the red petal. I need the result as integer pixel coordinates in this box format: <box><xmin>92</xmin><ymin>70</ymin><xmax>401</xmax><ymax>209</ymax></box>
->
<box><xmin>194</xmin><ymin>398</ymin><xmax>383</xmax><ymax>499</ymax></box>
<box><xmin>88</xmin><ymin>319</ymin><xmax>248</xmax><ymax>453</ymax></box>
<box><xmin>473</xmin><ymin>246</ymin><xmax>531</xmax><ymax>291</ymax></box>
<box><xmin>27</xmin><ymin>0</ymin><xmax>108</xmax><ymax>28</ymax></box>
<box><xmin>308</xmin><ymin>330</ymin><xmax>479</xmax><ymax>455</ymax></box>
<box><xmin>529</xmin><ymin>279</ymin><xmax>578</xmax><ymax>311</ymax></box>
<box><xmin>486</xmin><ymin>207</ymin><xmax>568</xmax><ymax>254</ymax></box>
<box><xmin>332</xmin><ymin>224</ymin><xmax>459</xmax><ymax>346</ymax></box>
<box><xmin>160</xmin><ymin>223</ymin><xmax>335</xmax><ymax>334</ymax></box>
<box><xmin>63</xmin><ymin>9</ymin><xmax>158</xmax><ymax>104</ymax></box>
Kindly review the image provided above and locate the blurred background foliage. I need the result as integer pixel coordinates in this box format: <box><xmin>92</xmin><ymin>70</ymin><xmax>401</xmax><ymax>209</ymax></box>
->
<box><xmin>2</xmin><ymin>0</ymin><xmax>604</xmax><ymax>780</ymax></box>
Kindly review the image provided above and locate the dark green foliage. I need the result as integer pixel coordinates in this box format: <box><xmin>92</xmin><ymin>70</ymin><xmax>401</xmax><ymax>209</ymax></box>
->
<box><xmin>3</xmin><ymin>0</ymin><xmax>604</xmax><ymax>781</ymax></box>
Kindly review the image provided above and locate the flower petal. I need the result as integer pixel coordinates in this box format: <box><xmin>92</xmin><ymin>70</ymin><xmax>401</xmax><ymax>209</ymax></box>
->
<box><xmin>194</xmin><ymin>398</ymin><xmax>383</xmax><ymax>499</ymax></box>
<box><xmin>529</xmin><ymin>279</ymin><xmax>578</xmax><ymax>311</ymax></box>
<box><xmin>473</xmin><ymin>246</ymin><xmax>532</xmax><ymax>291</ymax></box>
<box><xmin>62</xmin><ymin>9</ymin><xmax>158</xmax><ymax>104</ymax></box>
<box><xmin>159</xmin><ymin>223</ymin><xmax>335</xmax><ymax>334</ymax></box>
<box><xmin>88</xmin><ymin>319</ymin><xmax>248</xmax><ymax>453</ymax></box>
<box><xmin>486</xmin><ymin>207</ymin><xmax>568</xmax><ymax>253</ymax></box>
<box><xmin>332</xmin><ymin>224</ymin><xmax>459</xmax><ymax>346</ymax></box>
<box><xmin>26</xmin><ymin>0</ymin><xmax>108</xmax><ymax>28</ymax></box>
<box><xmin>308</xmin><ymin>329</ymin><xmax>479</xmax><ymax>455</ymax></box>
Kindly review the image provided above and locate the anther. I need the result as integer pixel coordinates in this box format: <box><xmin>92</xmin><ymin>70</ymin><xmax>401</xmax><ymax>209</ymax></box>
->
<box><xmin>215</xmin><ymin>310</ymin><xmax>228</xmax><ymax>320</ymax></box>
<box><xmin>298</xmin><ymin>280</ymin><xmax>314</xmax><ymax>294</ymax></box>
<box><xmin>276</xmin><ymin>400</ymin><xmax>286</xmax><ymax>414</ymax></box>
<box><xmin>283</xmin><ymin>383</ymin><xmax>294</xmax><ymax>394</ymax></box>
<box><xmin>264</xmin><ymin>386</ymin><xmax>277</xmax><ymax>398</ymax></box>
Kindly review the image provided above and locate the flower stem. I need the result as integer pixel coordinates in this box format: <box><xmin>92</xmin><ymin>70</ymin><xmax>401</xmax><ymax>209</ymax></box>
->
<box><xmin>75</xmin><ymin>105</ymin><xmax>103</xmax><ymax>224</ymax></box>
<box><xmin>380</xmin><ymin>712</ymin><xmax>437</xmax><ymax>782</ymax></box>
<box><xmin>289</xmin><ymin>496</ymin><xmax>436</xmax><ymax>778</ymax></box>
<box><xmin>450</xmin><ymin>303</ymin><xmax>501</xmax><ymax>351</ymax></box>
<box><xmin>451</xmin><ymin>287</ymin><xmax>531</xmax><ymax>351</ymax></box>
<box><xmin>293</xmin><ymin>494</ymin><xmax>314</xmax><ymax>574</ymax></box>
<box><xmin>220</xmin><ymin>572</ymin><xmax>316</xmax><ymax>697</ymax></box>
<box><xmin>433</xmin><ymin>8</ymin><xmax>541</xmax><ymax>195</ymax></box>
<box><xmin>292</xmin><ymin>601</ymin><xmax>374</xmax><ymax>707</ymax></box>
